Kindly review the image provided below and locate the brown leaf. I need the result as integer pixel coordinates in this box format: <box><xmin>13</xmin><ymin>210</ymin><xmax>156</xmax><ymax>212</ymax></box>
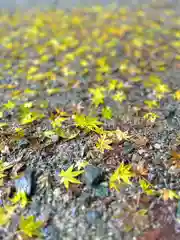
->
<box><xmin>171</xmin><ymin>151</ymin><xmax>180</xmax><ymax>160</ymax></box>
<box><xmin>170</xmin><ymin>151</ymin><xmax>180</xmax><ymax>168</ymax></box>
<box><xmin>175</xmin><ymin>63</ymin><xmax>180</xmax><ymax>69</ymax></box>
<box><xmin>133</xmin><ymin>135</ymin><xmax>149</xmax><ymax>147</ymax></box>
<box><xmin>133</xmin><ymin>162</ymin><xmax>148</xmax><ymax>176</ymax></box>
<box><xmin>68</xmin><ymin>183</ymin><xmax>82</xmax><ymax>197</ymax></box>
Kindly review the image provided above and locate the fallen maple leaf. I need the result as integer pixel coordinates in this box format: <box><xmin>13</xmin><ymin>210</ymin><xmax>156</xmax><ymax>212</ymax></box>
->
<box><xmin>171</xmin><ymin>151</ymin><xmax>180</xmax><ymax>159</ymax></box>
<box><xmin>173</xmin><ymin>90</ymin><xmax>180</xmax><ymax>101</ymax></box>
<box><xmin>133</xmin><ymin>162</ymin><xmax>148</xmax><ymax>176</ymax></box>
<box><xmin>175</xmin><ymin>63</ymin><xmax>180</xmax><ymax>69</ymax></box>
<box><xmin>109</xmin><ymin>162</ymin><xmax>135</xmax><ymax>191</ymax></box>
<box><xmin>170</xmin><ymin>151</ymin><xmax>180</xmax><ymax>168</ymax></box>
<box><xmin>68</xmin><ymin>183</ymin><xmax>82</xmax><ymax>198</ymax></box>
<box><xmin>96</xmin><ymin>134</ymin><xmax>112</xmax><ymax>153</ymax></box>
<box><xmin>160</xmin><ymin>188</ymin><xmax>180</xmax><ymax>201</ymax></box>
<box><xmin>59</xmin><ymin>165</ymin><xmax>84</xmax><ymax>190</ymax></box>
<box><xmin>133</xmin><ymin>135</ymin><xmax>149</xmax><ymax>147</ymax></box>
<box><xmin>115</xmin><ymin>128</ymin><xmax>130</xmax><ymax>141</ymax></box>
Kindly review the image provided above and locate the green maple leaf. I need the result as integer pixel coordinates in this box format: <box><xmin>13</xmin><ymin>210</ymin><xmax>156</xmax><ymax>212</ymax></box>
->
<box><xmin>89</xmin><ymin>87</ymin><xmax>105</xmax><ymax>107</ymax></box>
<box><xmin>109</xmin><ymin>167</ymin><xmax>122</xmax><ymax>191</ymax></box>
<box><xmin>0</xmin><ymin>122</ymin><xmax>8</xmax><ymax>128</ymax></box>
<box><xmin>56</xmin><ymin>128</ymin><xmax>80</xmax><ymax>140</ymax></box>
<box><xmin>108</xmin><ymin>79</ymin><xmax>118</xmax><ymax>91</ymax></box>
<box><xmin>0</xmin><ymin>207</ymin><xmax>10</xmax><ymax>226</ymax></box>
<box><xmin>20</xmin><ymin>111</ymin><xmax>44</xmax><ymax>125</ymax></box>
<box><xmin>75</xmin><ymin>160</ymin><xmax>89</xmax><ymax>170</ymax></box>
<box><xmin>24</xmin><ymin>88</ymin><xmax>37</xmax><ymax>97</ymax></box>
<box><xmin>0</xmin><ymin>111</ymin><xmax>3</xmax><ymax>118</ymax></box>
<box><xmin>10</xmin><ymin>191</ymin><xmax>29</xmax><ymax>208</ymax></box>
<box><xmin>102</xmin><ymin>106</ymin><xmax>112</xmax><ymax>120</ymax></box>
<box><xmin>109</xmin><ymin>163</ymin><xmax>134</xmax><ymax>191</ymax></box>
<box><xmin>5</xmin><ymin>205</ymin><xmax>17</xmax><ymax>215</ymax></box>
<box><xmin>73</xmin><ymin>114</ymin><xmax>102</xmax><ymax>132</ymax></box>
<box><xmin>115</xmin><ymin>128</ymin><xmax>130</xmax><ymax>141</ymax></box>
<box><xmin>47</xmin><ymin>88</ymin><xmax>60</xmax><ymax>96</ymax></box>
<box><xmin>0</xmin><ymin>205</ymin><xmax>17</xmax><ymax>226</ymax></box>
<box><xmin>112</xmin><ymin>91</ymin><xmax>126</xmax><ymax>103</ymax></box>
<box><xmin>43</xmin><ymin>130</ymin><xmax>56</xmax><ymax>138</ymax></box>
<box><xmin>18</xmin><ymin>215</ymin><xmax>43</xmax><ymax>238</ymax></box>
<box><xmin>23</xmin><ymin>102</ymin><xmax>33</xmax><ymax>108</ymax></box>
<box><xmin>96</xmin><ymin>134</ymin><xmax>112</xmax><ymax>153</ymax></box>
<box><xmin>144</xmin><ymin>100</ymin><xmax>159</xmax><ymax>109</ymax></box>
<box><xmin>118</xmin><ymin>163</ymin><xmax>134</xmax><ymax>184</ymax></box>
<box><xmin>59</xmin><ymin>165</ymin><xmax>84</xmax><ymax>190</ymax></box>
<box><xmin>3</xmin><ymin>100</ymin><xmax>16</xmax><ymax>110</ymax></box>
<box><xmin>139</xmin><ymin>179</ymin><xmax>156</xmax><ymax>195</ymax></box>
<box><xmin>51</xmin><ymin>116</ymin><xmax>67</xmax><ymax>128</ymax></box>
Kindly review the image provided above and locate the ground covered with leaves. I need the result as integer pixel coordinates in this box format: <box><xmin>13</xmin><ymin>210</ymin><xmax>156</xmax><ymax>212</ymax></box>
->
<box><xmin>0</xmin><ymin>2</ymin><xmax>180</xmax><ymax>240</ymax></box>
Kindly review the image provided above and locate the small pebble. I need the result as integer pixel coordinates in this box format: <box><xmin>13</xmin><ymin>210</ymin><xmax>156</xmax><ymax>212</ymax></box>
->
<box><xmin>84</xmin><ymin>165</ymin><xmax>103</xmax><ymax>187</ymax></box>
<box><xmin>138</xmin><ymin>149</ymin><xmax>145</xmax><ymax>155</ymax></box>
<box><xmin>79</xmin><ymin>192</ymin><xmax>92</xmax><ymax>207</ymax></box>
<box><xmin>18</xmin><ymin>138</ymin><xmax>29</xmax><ymax>148</ymax></box>
<box><xmin>154</xmin><ymin>143</ymin><xmax>161</xmax><ymax>149</ymax></box>
<box><xmin>15</xmin><ymin>169</ymin><xmax>33</xmax><ymax>196</ymax></box>
<box><xmin>94</xmin><ymin>182</ymin><xmax>109</xmax><ymax>198</ymax></box>
<box><xmin>86</xmin><ymin>210</ymin><xmax>102</xmax><ymax>225</ymax></box>
<box><xmin>51</xmin><ymin>135</ymin><xmax>59</xmax><ymax>143</ymax></box>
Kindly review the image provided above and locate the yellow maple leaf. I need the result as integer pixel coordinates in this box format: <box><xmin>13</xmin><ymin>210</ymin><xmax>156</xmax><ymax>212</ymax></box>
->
<box><xmin>143</xmin><ymin>112</ymin><xmax>159</xmax><ymax>123</ymax></box>
<box><xmin>96</xmin><ymin>134</ymin><xmax>112</xmax><ymax>153</ymax></box>
<box><xmin>110</xmin><ymin>162</ymin><xmax>134</xmax><ymax>191</ymax></box>
<box><xmin>173</xmin><ymin>90</ymin><xmax>180</xmax><ymax>101</ymax></box>
<box><xmin>160</xmin><ymin>189</ymin><xmax>180</xmax><ymax>201</ymax></box>
<box><xmin>115</xmin><ymin>128</ymin><xmax>130</xmax><ymax>141</ymax></box>
<box><xmin>59</xmin><ymin>165</ymin><xmax>84</xmax><ymax>190</ymax></box>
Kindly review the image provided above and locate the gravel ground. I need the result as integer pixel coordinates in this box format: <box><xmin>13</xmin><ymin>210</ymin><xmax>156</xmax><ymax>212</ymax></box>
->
<box><xmin>0</xmin><ymin>0</ymin><xmax>179</xmax><ymax>10</ymax></box>
<box><xmin>0</xmin><ymin>1</ymin><xmax>180</xmax><ymax>240</ymax></box>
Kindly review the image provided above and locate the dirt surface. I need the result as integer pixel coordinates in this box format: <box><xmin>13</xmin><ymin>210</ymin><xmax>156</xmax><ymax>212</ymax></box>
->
<box><xmin>0</xmin><ymin>1</ymin><xmax>180</xmax><ymax>240</ymax></box>
<box><xmin>0</xmin><ymin>0</ymin><xmax>179</xmax><ymax>10</ymax></box>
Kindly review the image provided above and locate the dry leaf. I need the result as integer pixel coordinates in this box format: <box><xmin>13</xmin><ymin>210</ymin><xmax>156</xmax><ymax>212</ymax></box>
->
<box><xmin>171</xmin><ymin>151</ymin><xmax>180</xmax><ymax>160</ymax></box>
<box><xmin>170</xmin><ymin>151</ymin><xmax>180</xmax><ymax>168</ymax></box>
<box><xmin>68</xmin><ymin>183</ymin><xmax>82</xmax><ymax>197</ymax></box>
<box><xmin>133</xmin><ymin>162</ymin><xmax>148</xmax><ymax>176</ymax></box>
<box><xmin>175</xmin><ymin>63</ymin><xmax>180</xmax><ymax>69</ymax></box>
<box><xmin>160</xmin><ymin>189</ymin><xmax>180</xmax><ymax>201</ymax></box>
<box><xmin>133</xmin><ymin>135</ymin><xmax>149</xmax><ymax>147</ymax></box>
